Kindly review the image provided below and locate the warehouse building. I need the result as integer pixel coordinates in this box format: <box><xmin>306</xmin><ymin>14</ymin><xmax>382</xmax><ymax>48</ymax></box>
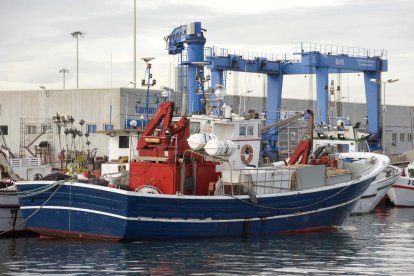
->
<box><xmin>0</xmin><ymin>88</ymin><xmax>412</xmax><ymax>166</ymax></box>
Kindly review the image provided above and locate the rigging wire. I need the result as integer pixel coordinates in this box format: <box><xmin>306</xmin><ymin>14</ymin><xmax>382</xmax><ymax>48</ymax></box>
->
<box><xmin>228</xmin><ymin>177</ymin><xmax>360</xmax><ymax>211</ymax></box>
<box><xmin>0</xmin><ymin>180</ymin><xmax>65</xmax><ymax>197</ymax></box>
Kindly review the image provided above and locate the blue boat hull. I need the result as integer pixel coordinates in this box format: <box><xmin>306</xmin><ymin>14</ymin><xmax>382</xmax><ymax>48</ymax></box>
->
<box><xmin>16</xmin><ymin>178</ymin><xmax>372</xmax><ymax>240</ymax></box>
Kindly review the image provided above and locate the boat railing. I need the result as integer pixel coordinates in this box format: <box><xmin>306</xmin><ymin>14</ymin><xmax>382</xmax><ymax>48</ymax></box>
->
<box><xmin>10</xmin><ymin>158</ymin><xmax>42</xmax><ymax>167</ymax></box>
<box><xmin>238</xmin><ymin>167</ymin><xmax>296</xmax><ymax>195</ymax></box>
<box><xmin>294</xmin><ymin>42</ymin><xmax>387</xmax><ymax>59</ymax></box>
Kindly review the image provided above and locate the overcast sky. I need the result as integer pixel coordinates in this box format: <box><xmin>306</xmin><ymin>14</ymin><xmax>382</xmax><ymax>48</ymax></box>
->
<box><xmin>0</xmin><ymin>0</ymin><xmax>412</xmax><ymax>105</ymax></box>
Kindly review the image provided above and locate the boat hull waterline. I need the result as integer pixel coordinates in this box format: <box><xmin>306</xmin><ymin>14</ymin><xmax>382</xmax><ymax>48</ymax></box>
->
<box><xmin>17</xmin><ymin>177</ymin><xmax>373</xmax><ymax>241</ymax></box>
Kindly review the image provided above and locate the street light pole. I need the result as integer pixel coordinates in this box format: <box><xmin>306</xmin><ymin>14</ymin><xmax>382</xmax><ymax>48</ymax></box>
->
<box><xmin>370</xmin><ymin>78</ymin><xmax>399</xmax><ymax>154</ymax></box>
<box><xmin>71</xmin><ymin>31</ymin><xmax>85</xmax><ymax>88</ymax></box>
<box><xmin>133</xmin><ymin>0</ymin><xmax>137</xmax><ymax>88</ymax></box>
<box><xmin>39</xmin><ymin>85</ymin><xmax>49</xmax><ymax>97</ymax></box>
<box><xmin>59</xmin><ymin>69</ymin><xmax>69</xmax><ymax>88</ymax></box>
<box><xmin>141</xmin><ymin>57</ymin><xmax>156</xmax><ymax>121</ymax></box>
<box><xmin>121</xmin><ymin>82</ymin><xmax>137</xmax><ymax>127</ymax></box>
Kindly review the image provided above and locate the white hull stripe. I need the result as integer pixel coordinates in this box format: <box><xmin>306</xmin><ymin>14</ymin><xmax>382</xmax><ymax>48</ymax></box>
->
<box><xmin>21</xmin><ymin>196</ymin><xmax>359</xmax><ymax>224</ymax></box>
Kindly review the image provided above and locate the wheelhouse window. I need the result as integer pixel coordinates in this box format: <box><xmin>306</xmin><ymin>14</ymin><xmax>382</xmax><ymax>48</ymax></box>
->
<box><xmin>247</xmin><ymin>125</ymin><xmax>254</xmax><ymax>136</ymax></box>
<box><xmin>190</xmin><ymin>122</ymin><xmax>200</xmax><ymax>134</ymax></box>
<box><xmin>239</xmin><ymin>125</ymin><xmax>254</xmax><ymax>137</ymax></box>
<box><xmin>239</xmin><ymin>125</ymin><xmax>246</xmax><ymax>136</ymax></box>
<box><xmin>337</xmin><ymin>144</ymin><xmax>350</xmax><ymax>153</ymax></box>
<box><xmin>357</xmin><ymin>141</ymin><xmax>370</xmax><ymax>152</ymax></box>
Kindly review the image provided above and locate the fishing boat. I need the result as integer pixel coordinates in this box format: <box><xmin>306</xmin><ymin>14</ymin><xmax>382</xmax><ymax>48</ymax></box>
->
<box><xmin>312</xmin><ymin>117</ymin><xmax>401</xmax><ymax>214</ymax></box>
<box><xmin>387</xmin><ymin>161</ymin><xmax>414</xmax><ymax>207</ymax></box>
<box><xmin>15</xmin><ymin>102</ymin><xmax>388</xmax><ymax>240</ymax></box>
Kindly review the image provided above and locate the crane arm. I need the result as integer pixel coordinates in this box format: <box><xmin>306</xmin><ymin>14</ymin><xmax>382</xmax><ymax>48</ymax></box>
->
<box><xmin>260</xmin><ymin>112</ymin><xmax>304</xmax><ymax>134</ymax></box>
<box><xmin>137</xmin><ymin>102</ymin><xmax>175</xmax><ymax>150</ymax></box>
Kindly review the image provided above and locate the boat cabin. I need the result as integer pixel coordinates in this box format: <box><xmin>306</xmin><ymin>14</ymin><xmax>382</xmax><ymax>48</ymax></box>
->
<box><xmin>98</xmin><ymin>129</ymin><xmax>141</xmax><ymax>176</ymax></box>
<box><xmin>313</xmin><ymin>117</ymin><xmax>371</xmax><ymax>154</ymax></box>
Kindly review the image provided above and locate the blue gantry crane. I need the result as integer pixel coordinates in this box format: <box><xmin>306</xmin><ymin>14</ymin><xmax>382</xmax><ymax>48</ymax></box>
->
<box><xmin>165</xmin><ymin>22</ymin><xmax>388</xmax><ymax>155</ymax></box>
<box><xmin>165</xmin><ymin>22</ymin><xmax>206</xmax><ymax>114</ymax></box>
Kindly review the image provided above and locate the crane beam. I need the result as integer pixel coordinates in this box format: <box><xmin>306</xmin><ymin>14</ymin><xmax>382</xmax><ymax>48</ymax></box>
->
<box><xmin>166</xmin><ymin>22</ymin><xmax>388</xmax><ymax>154</ymax></box>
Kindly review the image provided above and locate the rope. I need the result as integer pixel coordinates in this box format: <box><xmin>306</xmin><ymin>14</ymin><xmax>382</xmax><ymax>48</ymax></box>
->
<box><xmin>0</xmin><ymin>179</ymin><xmax>66</xmax><ymax>236</ymax></box>
<box><xmin>227</xmin><ymin>177</ymin><xmax>359</xmax><ymax>211</ymax></box>
<box><xmin>0</xmin><ymin>180</ymin><xmax>65</xmax><ymax>198</ymax></box>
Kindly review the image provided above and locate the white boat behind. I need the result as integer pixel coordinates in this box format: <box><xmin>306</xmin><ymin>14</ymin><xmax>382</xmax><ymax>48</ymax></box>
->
<box><xmin>387</xmin><ymin>161</ymin><xmax>414</xmax><ymax>207</ymax></box>
<box><xmin>312</xmin><ymin>117</ymin><xmax>399</xmax><ymax>214</ymax></box>
<box><xmin>352</xmin><ymin>165</ymin><xmax>401</xmax><ymax>213</ymax></box>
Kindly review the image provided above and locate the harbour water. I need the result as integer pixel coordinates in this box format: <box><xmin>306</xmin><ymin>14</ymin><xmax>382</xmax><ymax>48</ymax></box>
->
<box><xmin>1</xmin><ymin>207</ymin><xmax>413</xmax><ymax>275</ymax></box>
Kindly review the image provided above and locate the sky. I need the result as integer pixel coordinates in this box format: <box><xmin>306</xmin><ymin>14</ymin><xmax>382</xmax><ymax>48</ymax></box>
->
<box><xmin>0</xmin><ymin>0</ymin><xmax>413</xmax><ymax>105</ymax></box>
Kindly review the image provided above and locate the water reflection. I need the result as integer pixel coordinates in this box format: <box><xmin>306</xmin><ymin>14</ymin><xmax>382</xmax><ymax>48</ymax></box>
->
<box><xmin>1</xmin><ymin>208</ymin><xmax>414</xmax><ymax>275</ymax></box>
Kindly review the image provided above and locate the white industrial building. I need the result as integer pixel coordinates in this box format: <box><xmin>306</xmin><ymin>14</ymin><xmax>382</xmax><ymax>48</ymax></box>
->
<box><xmin>0</xmin><ymin>87</ymin><xmax>413</xmax><ymax>167</ymax></box>
<box><xmin>0</xmin><ymin>88</ymin><xmax>149</xmax><ymax>166</ymax></box>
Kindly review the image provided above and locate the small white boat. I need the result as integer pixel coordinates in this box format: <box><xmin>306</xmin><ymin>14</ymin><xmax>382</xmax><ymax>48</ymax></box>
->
<box><xmin>387</xmin><ymin>161</ymin><xmax>414</xmax><ymax>207</ymax></box>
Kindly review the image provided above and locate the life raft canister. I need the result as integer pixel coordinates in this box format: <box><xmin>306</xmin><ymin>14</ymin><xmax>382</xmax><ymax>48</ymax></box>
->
<box><xmin>240</xmin><ymin>144</ymin><xmax>253</xmax><ymax>164</ymax></box>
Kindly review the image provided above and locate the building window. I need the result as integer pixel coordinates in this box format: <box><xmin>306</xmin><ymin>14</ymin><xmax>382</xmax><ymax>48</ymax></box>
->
<box><xmin>392</xmin><ymin>132</ymin><xmax>397</xmax><ymax>146</ymax></box>
<box><xmin>26</xmin><ymin>125</ymin><xmax>37</xmax><ymax>135</ymax></box>
<box><xmin>86</xmin><ymin>124</ymin><xmax>97</xmax><ymax>134</ymax></box>
<box><xmin>400</xmin><ymin>133</ymin><xmax>405</xmax><ymax>142</ymax></box>
<box><xmin>104</xmin><ymin>124</ymin><xmax>114</xmax><ymax>131</ymax></box>
<box><xmin>0</xmin><ymin>125</ymin><xmax>8</xmax><ymax>135</ymax></box>
<box><xmin>42</xmin><ymin>124</ymin><xmax>52</xmax><ymax>134</ymax></box>
<box><xmin>119</xmin><ymin>136</ymin><xmax>129</xmax><ymax>148</ymax></box>
<box><xmin>408</xmin><ymin>133</ymin><xmax>412</xmax><ymax>142</ymax></box>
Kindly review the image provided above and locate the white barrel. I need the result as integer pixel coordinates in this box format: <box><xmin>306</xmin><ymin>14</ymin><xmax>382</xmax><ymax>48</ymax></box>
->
<box><xmin>204</xmin><ymin>139</ymin><xmax>235</xmax><ymax>156</ymax></box>
<box><xmin>187</xmin><ymin>133</ymin><xmax>217</xmax><ymax>150</ymax></box>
